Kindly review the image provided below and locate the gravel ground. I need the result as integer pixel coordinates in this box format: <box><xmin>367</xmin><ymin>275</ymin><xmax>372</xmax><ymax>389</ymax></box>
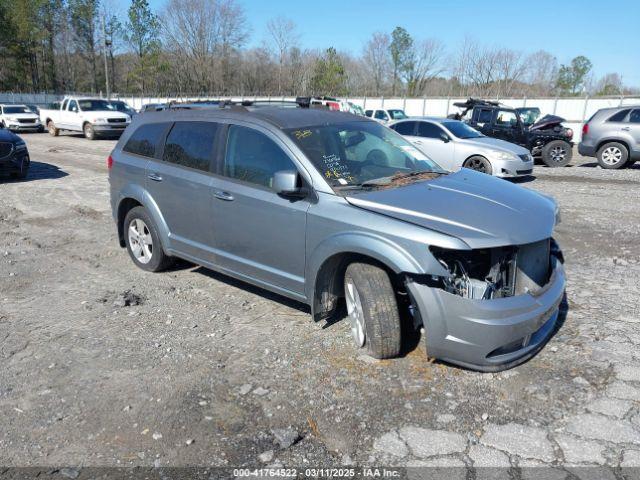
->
<box><xmin>1</xmin><ymin>132</ymin><xmax>639</xmax><ymax>477</ymax></box>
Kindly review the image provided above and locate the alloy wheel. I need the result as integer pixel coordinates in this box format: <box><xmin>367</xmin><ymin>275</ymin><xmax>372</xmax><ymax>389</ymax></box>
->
<box><xmin>467</xmin><ymin>157</ymin><xmax>488</xmax><ymax>173</ymax></box>
<box><xmin>601</xmin><ymin>146</ymin><xmax>622</xmax><ymax>165</ymax></box>
<box><xmin>128</xmin><ymin>218</ymin><xmax>153</xmax><ymax>264</ymax></box>
<box><xmin>550</xmin><ymin>145</ymin><xmax>567</xmax><ymax>163</ymax></box>
<box><xmin>345</xmin><ymin>279</ymin><xmax>366</xmax><ymax>347</ymax></box>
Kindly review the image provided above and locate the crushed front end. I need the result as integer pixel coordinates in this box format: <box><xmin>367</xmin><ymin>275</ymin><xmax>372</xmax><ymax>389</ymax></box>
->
<box><xmin>406</xmin><ymin>238</ymin><xmax>565</xmax><ymax>371</ymax></box>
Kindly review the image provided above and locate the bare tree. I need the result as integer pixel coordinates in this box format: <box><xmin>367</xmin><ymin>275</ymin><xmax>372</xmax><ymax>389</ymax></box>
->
<box><xmin>524</xmin><ymin>50</ymin><xmax>558</xmax><ymax>95</ymax></box>
<box><xmin>403</xmin><ymin>38</ymin><xmax>445</xmax><ymax>96</ymax></box>
<box><xmin>362</xmin><ymin>32</ymin><xmax>390</xmax><ymax>96</ymax></box>
<box><xmin>266</xmin><ymin>16</ymin><xmax>299</xmax><ymax>95</ymax></box>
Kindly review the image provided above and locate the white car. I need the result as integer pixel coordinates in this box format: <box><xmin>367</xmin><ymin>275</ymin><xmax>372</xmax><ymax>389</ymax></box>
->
<box><xmin>389</xmin><ymin>117</ymin><xmax>534</xmax><ymax>178</ymax></box>
<box><xmin>0</xmin><ymin>104</ymin><xmax>43</xmax><ymax>133</ymax></box>
<box><xmin>39</xmin><ymin>97</ymin><xmax>130</xmax><ymax>140</ymax></box>
<box><xmin>365</xmin><ymin>108</ymin><xmax>409</xmax><ymax>124</ymax></box>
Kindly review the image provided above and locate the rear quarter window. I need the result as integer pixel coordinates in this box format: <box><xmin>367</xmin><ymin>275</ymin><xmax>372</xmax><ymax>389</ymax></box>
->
<box><xmin>123</xmin><ymin>122</ymin><xmax>171</xmax><ymax>158</ymax></box>
<box><xmin>607</xmin><ymin>109</ymin><xmax>630</xmax><ymax>122</ymax></box>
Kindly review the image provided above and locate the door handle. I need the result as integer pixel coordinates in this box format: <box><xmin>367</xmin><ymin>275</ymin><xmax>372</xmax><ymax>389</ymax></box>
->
<box><xmin>213</xmin><ymin>190</ymin><xmax>234</xmax><ymax>201</ymax></box>
<box><xmin>622</xmin><ymin>127</ymin><xmax>631</xmax><ymax>131</ymax></box>
<box><xmin>148</xmin><ymin>173</ymin><xmax>163</xmax><ymax>182</ymax></box>
<box><xmin>413</xmin><ymin>140</ymin><xmax>423</xmax><ymax>144</ymax></box>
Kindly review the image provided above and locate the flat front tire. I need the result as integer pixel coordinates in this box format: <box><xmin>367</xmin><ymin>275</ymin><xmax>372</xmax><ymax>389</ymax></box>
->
<box><xmin>597</xmin><ymin>142</ymin><xmax>628</xmax><ymax>169</ymax></box>
<box><xmin>344</xmin><ymin>262</ymin><xmax>401</xmax><ymax>359</ymax></box>
<box><xmin>124</xmin><ymin>206</ymin><xmax>173</xmax><ymax>272</ymax></box>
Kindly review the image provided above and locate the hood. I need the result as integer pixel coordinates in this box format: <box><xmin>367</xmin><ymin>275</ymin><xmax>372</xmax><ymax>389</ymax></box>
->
<box><xmin>4</xmin><ymin>112</ymin><xmax>38</xmax><ymax>119</ymax></box>
<box><xmin>529</xmin><ymin>114</ymin><xmax>565</xmax><ymax>131</ymax></box>
<box><xmin>346</xmin><ymin>170</ymin><xmax>556</xmax><ymax>249</ymax></box>
<box><xmin>0</xmin><ymin>128</ymin><xmax>20</xmax><ymax>142</ymax></box>
<box><xmin>459</xmin><ymin>136</ymin><xmax>530</xmax><ymax>155</ymax></box>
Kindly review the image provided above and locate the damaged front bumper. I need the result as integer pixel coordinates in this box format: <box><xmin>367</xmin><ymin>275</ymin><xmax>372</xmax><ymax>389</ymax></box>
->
<box><xmin>406</xmin><ymin>255</ymin><xmax>565</xmax><ymax>372</ymax></box>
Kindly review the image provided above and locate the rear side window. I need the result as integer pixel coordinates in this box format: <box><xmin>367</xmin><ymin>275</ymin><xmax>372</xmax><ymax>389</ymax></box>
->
<box><xmin>123</xmin><ymin>122</ymin><xmax>171</xmax><ymax>158</ymax></box>
<box><xmin>391</xmin><ymin>121</ymin><xmax>417</xmax><ymax>135</ymax></box>
<box><xmin>608</xmin><ymin>109</ymin><xmax>630</xmax><ymax>122</ymax></box>
<box><xmin>365</xmin><ymin>110</ymin><xmax>373</xmax><ymax>117</ymax></box>
<box><xmin>628</xmin><ymin>110</ymin><xmax>640</xmax><ymax>123</ymax></box>
<box><xmin>162</xmin><ymin>121</ymin><xmax>218</xmax><ymax>172</ymax></box>
<box><xmin>224</xmin><ymin>125</ymin><xmax>295</xmax><ymax>188</ymax></box>
<box><xmin>474</xmin><ymin>108</ymin><xmax>493</xmax><ymax>124</ymax></box>
<box><xmin>374</xmin><ymin>110</ymin><xmax>389</xmax><ymax>120</ymax></box>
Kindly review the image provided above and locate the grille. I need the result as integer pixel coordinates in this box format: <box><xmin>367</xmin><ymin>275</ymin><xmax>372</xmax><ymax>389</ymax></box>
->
<box><xmin>18</xmin><ymin>118</ymin><xmax>36</xmax><ymax>124</ymax></box>
<box><xmin>0</xmin><ymin>142</ymin><xmax>13</xmax><ymax>159</ymax></box>
<box><xmin>518</xmin><ymin>154</ymin><xmax>531</xmax><ymax>161</ymax></box>
<box><xmin>108</xmin><ymin>118</ymin><xmax>126</xmax><ymax>123</ymax></box>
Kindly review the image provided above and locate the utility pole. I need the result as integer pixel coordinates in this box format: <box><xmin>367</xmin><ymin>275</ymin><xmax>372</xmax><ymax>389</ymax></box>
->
<box><xmin>102</xmin><ymin>13</ymin><xmax>110</xmax><ymax>99</ymax></box>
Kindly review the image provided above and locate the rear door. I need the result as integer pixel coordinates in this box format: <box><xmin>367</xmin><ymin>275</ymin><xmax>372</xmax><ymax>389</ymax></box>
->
<box><xmin>390</xmin><ymin>120</ymin><xmax>418</xmax><ymax>142</ymax></box>
<box><xmin>625</xmin><ymin>109</ymin><xmax>640</xmax><ymax>150</ymax></box>
<box><xmin>209</xmin><ymin>123</ymin><xmax>309</xmax><ymax>295</ymax></box>
<box><xmin>145</xmin><ymin>120</ymin><xmax>222</xmax><ymax>262</ymax></box>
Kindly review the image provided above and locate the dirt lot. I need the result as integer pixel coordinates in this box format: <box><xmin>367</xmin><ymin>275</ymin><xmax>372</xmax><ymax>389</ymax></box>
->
<box><xmin>1</xmin><ymin>132</ymin><xmax>639</xmax><ymax>476</ymax></box>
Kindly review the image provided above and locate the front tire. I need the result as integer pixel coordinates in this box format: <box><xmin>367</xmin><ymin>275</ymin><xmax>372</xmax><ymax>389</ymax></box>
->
<box><xmin>344</xmin><ymin>263</ymin><xmax>401</xmax><ymax>359</ymax></box>
<box><xmin>463</xmin><ymin>155</ymin><xmax>493</xmax><ymax>175</ymax></box>
<box><xmin>48</xmin><ymin>121</ymin><xmax>59</xmax><ymax>136</ymax></box>
<box><xmin>84</xmin><ymin>123</ymin><xmax>96</xmax><ymax>140</ymax></box>
<box><xmin>597</xmin><ymin>142</ymin><xmax>628</xmax><ymax>169</ymax></box>
<box><xmin>542</xmin><ymin>140</ymin><xmax>572</xmax><ymax>167</ymax></box>
<box><xmin>124</xmin><ymin>207</ymin><xmax>173</xmax><ymax>272</ymax></box>
<box><xmin>11</xmin><ymin>158</ymin><xmax>30</xmax><ymax>180</ymax></box>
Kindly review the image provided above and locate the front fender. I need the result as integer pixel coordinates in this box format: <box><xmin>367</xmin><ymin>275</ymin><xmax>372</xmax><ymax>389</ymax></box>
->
<box><xmin>305</xmin><ymin>231</ymin><xmax>428</xmax><ymax>303</ymax></box>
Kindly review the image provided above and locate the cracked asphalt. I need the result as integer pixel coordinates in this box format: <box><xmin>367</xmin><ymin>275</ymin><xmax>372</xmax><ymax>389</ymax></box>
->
<box><xmin>0</xmin><ymin>132</ymin><xmax>639</xmax><ymax>477</ymax></box>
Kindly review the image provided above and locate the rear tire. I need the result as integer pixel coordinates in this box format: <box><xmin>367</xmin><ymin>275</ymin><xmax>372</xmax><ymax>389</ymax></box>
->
<box><xmin>344</xmin><ymin>262</ymin><xmax>401</xmax><ymax>359</ymax></box>
<box><xmin>542</xmin><ymin>140</ymin><xmax>572</xmax><ymax>167</ymax></box>
<box><xmin>123</xmin><ymin>206</ymin><xmax>174</xmax><ymax>272</ymax></box>
<box><xmin>597</xmin><ymin>142</ymin><xmax>629</xmax><ymax>169</ymax></box>
<box><xmin>463</xmin><ymin>155</ymin><xmax>493</xmax><ymax>175</ymax></box>
<box><xmin>48</xmin><ymin>121</ymin><xmax>59</xmax><ymax>136</ymax></box>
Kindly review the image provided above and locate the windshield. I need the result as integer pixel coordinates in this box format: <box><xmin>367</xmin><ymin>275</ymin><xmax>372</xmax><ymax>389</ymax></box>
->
<box><xmin>286</xmin><ymin>121</ymin><xmax>446</xmax><ymax>192</ymax></box>
<box><xmin>78</xmin><ymin>99</ymin><xmax>114</xmax><ymax>111</ymax></box>
<box><xmin>3</xmin><ymin>106</ymin><xmax>32</xmax><ymax>114</ymax></box>
<box><xmin>110</xmin><ymin>101</ymin><xmax>133</xmax><ymax>112</ymax></box>
<box><xmin>517</xmin><ymin>108</ymin><xmax>541</xmax><ymax>125</ymax></box>
<box><xmin>442</xmin><ymin>121</ymin><xmax>483</xmax><ymax>139</ymax></box>
<box><xmin>388</xmin><ymin>109</ymin><xmax>408</xmax><ymax>120</ymax></box>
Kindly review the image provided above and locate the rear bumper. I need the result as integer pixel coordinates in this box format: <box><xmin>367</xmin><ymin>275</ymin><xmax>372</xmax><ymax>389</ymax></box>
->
<box><xmin>406</xmin><ymin>257</ymin><xmax>565</xmax><ymax>372</ymax></box>
<box><xmin>578</xmin><ymin>142</ymin><xmax>596</xmax><ymax>158</ymax></box>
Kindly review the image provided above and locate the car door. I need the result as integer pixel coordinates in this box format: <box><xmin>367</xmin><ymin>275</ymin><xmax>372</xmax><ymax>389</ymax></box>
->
<box><xmin>490</xmin><ymin>109</ymin><xmax>520</xmax><ymax>143</ymax></box>
<box><xmin>412</xmin><ymin>121</ymin><xmax>456</xmax><ymax>170</ymax></box>
<box><xmin>374</xmin><ymin>110</ymin><xmax>390</xmax><ymax>123</ymax></box>
<box><xmin>625</xmin><ymin>109</ymin><xmax>640</xmax><ymax>148</ymax></box>
<box><xmin>145</xmin><ymin>121</ymin><xmax>221</xmax><ymax>263</ymax></box>
<box><xmin>64</xmin><ymin>99</ymin><xmax>80</xmax><ymax>130</ymax></box>
<box><xmin>210</xmin><ymin>123</ymin><xmax>309</xmax><ymax>296</ymax></box>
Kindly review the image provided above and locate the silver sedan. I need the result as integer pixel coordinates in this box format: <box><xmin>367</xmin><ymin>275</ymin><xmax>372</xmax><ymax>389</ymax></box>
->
<box><xmin>389</xmin><ymin>117</ymin><xmax>534</xmax><ymax>178</ymax></box>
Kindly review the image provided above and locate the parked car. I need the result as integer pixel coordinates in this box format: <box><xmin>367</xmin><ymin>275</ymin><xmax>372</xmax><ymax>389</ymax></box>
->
<box><xmin>578</xmin><ymin>106</ymin><xmax>640</xmax><ymax>169</ymax></box>
<box><xmin>0</xmin><ymin>126</ymin><xmax>30</xmax><ymax>179</ymax></box>
<box><xmin>389</xmin><ymin>117</ymin><xmax>533</xmax><ymax>178</ymax></box>
<box><xmin>39</xmin><ymin>97</ymin><xmax>131</xmax><ymax>140</ymax></box>
<box><xmin>108</xmin><ymin>100</ymin><xmax>138</xmax><ymax>118</ymax></box>
<box><xmin>141</xmin><ymin>103</ymin><xmax>168</xmax><ymax>112</ymax></box>
<box><xmin>109</xmin><ymin>106</ymin><xmax>565</xmax><ymax>371</ymax></box>
<box><xmin>451</xmin><ymin>99</ymin><xmax>574</xmax><ymax>167</ymax></box>
<box><xmin>0</xmin><ymin>104</ymin><xmax>44</xmax><ymax>133</ymax></box>
<box><xmin>365</xmin><ymin>108</ymin><xmax>409</xmax><ymax>123</ymax></box>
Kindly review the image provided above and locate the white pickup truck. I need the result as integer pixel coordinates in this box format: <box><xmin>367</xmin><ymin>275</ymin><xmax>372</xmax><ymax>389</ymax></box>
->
<box><xmin>39</xmin><ymin>97</ymin><xmax>131</xmax><ymax>140</ymax></box>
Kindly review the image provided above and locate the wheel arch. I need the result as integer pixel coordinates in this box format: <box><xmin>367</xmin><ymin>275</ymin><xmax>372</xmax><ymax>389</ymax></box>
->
<box><xmin>116</xmin><ymin>188</ymin><xmax>170</xmax><ymax>253</ymax></box>
<box><xmin>596</xmin><ymin>138</ymin><xmax>630</xmax><ymax>155</ymax></box>
<box><xmin>306</xmin><ymin>233</ymin><xmax>427</xmax><ymax>322</ymax></box>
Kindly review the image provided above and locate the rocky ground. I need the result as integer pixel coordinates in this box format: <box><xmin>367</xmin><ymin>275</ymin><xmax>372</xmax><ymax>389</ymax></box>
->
<box><xmin>1</xmin><ymin>132</ymin><xmax>639</xmax><ymax>479</ymax></box>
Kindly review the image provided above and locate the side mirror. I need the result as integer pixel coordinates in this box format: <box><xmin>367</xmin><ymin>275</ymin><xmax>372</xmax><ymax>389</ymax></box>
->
<box><xmin>440</xmin><ymin>133</ymin><xmax>450</xmax><ymax>143</ymax></box>
<box><xmin>273</xmin><ymin>170</ymin><xmax>305</xmax><ymax>198</ymax></box>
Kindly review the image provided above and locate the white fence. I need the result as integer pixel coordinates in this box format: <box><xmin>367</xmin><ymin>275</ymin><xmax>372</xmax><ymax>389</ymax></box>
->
<box><xmin>3</xmin><ymin>92</ymin><xmax>639</xmax><ymax>142</ymax></box>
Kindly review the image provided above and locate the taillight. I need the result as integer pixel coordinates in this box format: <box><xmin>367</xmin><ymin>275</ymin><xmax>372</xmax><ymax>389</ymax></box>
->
<box><xmin>327</xmin><ymin>102</ymin><xmax>340</xmax><ymax>111</ymax></box>
<box><xmin>582</xmin><ymin>123</ymin><xmax>589</xmax><ymax>136</ymax></box>
<box><xmin>107</xmin><ymin>155</ymin><xmax>113</xmax><ymax>169</ymax></box>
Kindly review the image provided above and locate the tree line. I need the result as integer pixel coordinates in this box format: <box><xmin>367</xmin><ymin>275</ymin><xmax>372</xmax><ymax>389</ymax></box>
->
<box><xmin>0</xmin><ymin>0</ymin><xmax>636</xmax><ymax>98</ymax></box>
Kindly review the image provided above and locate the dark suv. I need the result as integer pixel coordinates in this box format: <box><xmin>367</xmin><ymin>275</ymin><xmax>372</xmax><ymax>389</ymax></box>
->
<box><xmin>451</xmin><ymin>99</ymin><xmax>574</xmax><ymax>167</ymax></box>
<box><xmin>0</xmin><ymin>126</ymin><xmax>30</xmax><ymax>179</ymax></box>
<box><xmin>108</xmin><ymin>105</ymin><xmax>565</xmax><ymax>371</ymax></box>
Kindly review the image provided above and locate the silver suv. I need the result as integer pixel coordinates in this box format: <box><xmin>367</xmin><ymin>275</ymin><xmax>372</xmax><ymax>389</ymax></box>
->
<box><xmin>579</xmin><ymin>106</ymin><xmax>640</xmax><ymax>169</ymax></box>
<box><xmin>109</xmin><ymin>106</ymin><xmax>565</xmax><ymax>371</ymax></box>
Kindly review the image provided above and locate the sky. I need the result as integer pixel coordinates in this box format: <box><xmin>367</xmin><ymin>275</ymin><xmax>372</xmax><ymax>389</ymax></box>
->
<box><xmin>113</xmin><ymin>0</ymin><xmax>640</xmax><ymax>86</ymax></box>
